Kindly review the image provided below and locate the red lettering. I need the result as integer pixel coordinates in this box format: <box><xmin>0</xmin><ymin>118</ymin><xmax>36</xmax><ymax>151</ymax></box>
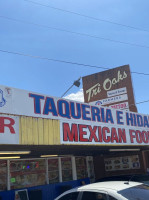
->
<box><xmin>142</xmin><ymin>131</ymin><xmax>148</xmax><ymax>143</ymax></box>
<box><xmin>136</xmin><ymin>130</ymin><xmax>142</xmax><ymax>143</ymax></box>
<box><xmin>102</xmin><ymin>127</ymin><xmax>110</xmax><ymax>143</ymax></box>
<box><xmin>88</xmin><ymin>126</ymin><xmax>98</xmax><ymax>142</ymax></box>
<box><xmin>111</xmin><ymin>128</ymin><xmax>119</xmax><ymax>143</ymax></box>
<box><xmin>129</xmin><ymin>130</ymin><xmax>149</xmax><ymax>144</ymax></box>
<box><xmin>118</xmin><ymin>128</ymin><xmax>126</xmax><ymax>143</ymax></box>
<box><xmin>98</xmin><ymin>126</ymin><xmax>102</xmax><ymax>142</ymax></box>
<box><xmin>63</xmin><ymin>123</ymin><xmax>78</xmax><ymax>141</ymax></box>
<box><xmin>79</xmin><ymin>124</ymin><xmax>88</xmax><ymax>142</ymax></box>
<box><xmin>0</xmin><ymin>117</ymin><xmax>15</xmax><ymax>134</ymax></box>
<box><xmin>129</xmin><ymin>129</ymin><xmax>136</xmax><ymax>143</ymax></box>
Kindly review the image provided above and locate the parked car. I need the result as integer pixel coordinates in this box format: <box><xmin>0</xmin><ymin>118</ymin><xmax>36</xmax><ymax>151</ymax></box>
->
<box><xmin>54</xmin><ymin>181</ymin><xmax>149</xmax><ymax>200</ymax></box>
<box><xmin>95</xmin><ymin>174</ymin><xmax>149</xmax><ymax>185</ymax></box>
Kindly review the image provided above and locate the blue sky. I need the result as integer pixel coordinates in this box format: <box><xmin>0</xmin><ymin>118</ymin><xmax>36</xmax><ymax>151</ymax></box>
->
<box><xmin>1</xmin><ymin>0</ymin><xmax>149</xmax><ymax>114</ymax></box>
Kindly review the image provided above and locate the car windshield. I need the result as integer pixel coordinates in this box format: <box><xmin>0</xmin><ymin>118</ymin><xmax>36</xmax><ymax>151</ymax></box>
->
<box><xmin>118</xmin><ymin>184</ymin><xmax>149</xmax><ymax>200</ymax></box>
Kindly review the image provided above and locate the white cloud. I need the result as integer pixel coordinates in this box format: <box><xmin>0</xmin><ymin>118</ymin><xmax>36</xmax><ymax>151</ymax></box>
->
<box><xmin>64</xmin><ymin>88</ymin><xmax>84</xmax><ymax>102</ymax></box>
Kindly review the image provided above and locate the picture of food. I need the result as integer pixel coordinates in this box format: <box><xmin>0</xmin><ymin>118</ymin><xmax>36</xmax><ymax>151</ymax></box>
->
<box><xmin>105</xmin><ymin>160</ymin><xmax>112</xmax><ymax>165</ymax></box>
<box><xmin>133</xmin><ymin>162</ymin><xmax>140</xmax><ymax>168</ymax></box>
<box><xmin>62</xmin><ymin>169</ymin><xmax>72</xmax><ymax>181</ymax></box>
<box><xmin>37</xmin><ymin>173</ymin><xmax>46</xmax><ymax>185</ymax></box>
<box><xmin>26</xmin><ymin>174</ymin><xmax>33</xmax><ymax>183</ymax></box>
<box><xmin>49</xmin><ymin>171</ymin><xmax>59</xmax><ymax>181</ymax></box>
<box><xmin>0</xmin><ymin>161</ymin><xmax>7</xmax><ymax>175</ymax></box>
<box><xmin>16</xmin><ymin>175</ymin><xmax>21</xmax><ymax>184</ymax></box>
<box><xmin>105</xmin><ymin>166</ymin><xmax>112</xmax><ymax>171</ymax></box>
<box><xmin>61</xmin><ymin>158</ymin><xmax>72</xmax><ymax>170</ymax></box>
<box><xmin>76</xmin><ymin>157</ymin><xmax>87</xmax><ymax>179</ymax></box>
<box><xmin>32</xmin><ymin>174</ymin><xmax>37</xmax><ymax>182</ymax></box>
<box><xmin>0</xmin><ymin>175</ymin><xmax>7</xmax><ymax>191</ymax></box>
<box><xmin>123</xmin><ymin>164</ymin><xmax>129</xmax><ymax>169</ymax></box>
<box><xmin>131</xmin><ymin>155</ymin><xmax>139</xmax><ymax>162</ymax></box>
<box><xmin>48</xmin><ymin>159</ymin><xmax>58</xmax><ymax>171</ymax></box>
<box><xmin>76</xmin><ymin>157</ymin><xmax>86</xmax><ymax>166</ymax></box>
<box><xmin>17</xmin><ymin>163</ymin><xmax>21</xmax><ymax>170</ymax></box>
<box><xmin>122</xmin><ymin>157</ymin><xmax>129</xmax><ymax>164</ymax></box>
<box><xmin>115</xmin><ymin>165</ymin><xmax>121</xmax><ymax>169</ymax></box>
<box><xmin>10</xmin><ymin>162</ymin><xmax>17</xmax><ymax>171</ymax></box>
<box><xmin>114</xmin><ymin>159</ymin><xmax>120</xmax><ymax>164</ymax></box>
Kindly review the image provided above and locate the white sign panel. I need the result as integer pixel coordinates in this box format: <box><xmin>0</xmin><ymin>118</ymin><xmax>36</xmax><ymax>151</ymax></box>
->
<box><xmin>0</xmin><ymin>114</ymin><xmax>19</xmax><ymax>144</ymax></box>
<box><xmin>0</xmin><ymin>85</ymin><xmax>149</xmax><ymax>146</ymax></box>
<box><xmin>60</xmin><ymin>109</ymin><xmax>149</xmax><ymax>146</ymax></box>
<box><xmin>107</xmin><ymin>87</ymin><xmax>127</xmax><ymax>97</ymax></box>
<box><xmin>109</xmin><ymin>102</ymin><xmax>129</xmax><ymax>111</ymax></box>
<box><xmin>89</xmin><ymin>94</ymin><xmax>128</xmax><ymax>106</ymax></box>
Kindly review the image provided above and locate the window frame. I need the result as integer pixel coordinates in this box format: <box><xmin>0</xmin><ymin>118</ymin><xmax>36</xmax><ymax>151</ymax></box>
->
<box><xmin>79</xmin><ymin>190</ymin><xmax>108</xmax><ymax>200</ymax></box>
<box><xmin>57</xmin><ymin>191</ymin><xmax>81</xmax><ymax>200</ymax></box>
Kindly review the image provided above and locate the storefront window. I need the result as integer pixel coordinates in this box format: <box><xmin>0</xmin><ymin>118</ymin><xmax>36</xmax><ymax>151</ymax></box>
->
<box><xmin>10</xmin><ymin>159</ymin><xmax>46</xmax><ymax>189</ymax></box>
<box><xmin>48</xmin><ymin>158</ymin><xmax>59</xmax><ymax>183</ymax></box>
<box><xmin>0</xmin><ymin>161</ymin><xmax>7</xmax><ymax>191</ymax></box>
<box><xmin>61</xmin><ymin>157</ymin><xmax>73</xmax><ymax>182</ymax></box>
<box><xmin>0</xmin><ymin>156</ymin><xmax>94</xmax><ymax>190</ymax></box>
<box><xmin>75</xmin><ymin>157</ymin><xmax>87</xmax><ymax>179</ymax></box>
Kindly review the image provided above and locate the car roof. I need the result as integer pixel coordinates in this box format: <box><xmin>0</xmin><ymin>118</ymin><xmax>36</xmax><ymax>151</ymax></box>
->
<box><xmin>77</xmin><ymin>181</ymin><xmax>143</xmax><ymax>192</ymax></box>
<box><xmin>55</xmin><ymin>181</ymin><xmax>144</xmax><ymax>200</ymax></box>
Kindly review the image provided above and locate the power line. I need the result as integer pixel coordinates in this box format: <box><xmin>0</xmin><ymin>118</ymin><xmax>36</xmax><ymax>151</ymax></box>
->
<box><xmin>23</xmin><ymin>0</ymin><xmax>149</xmax><ymax>33</ymax></box>
<box><xmin>121</xmin><ymin>99</ymin><xmax>149</xmax><ymax>110</ymax></box>
<box><xmin>0</xmin><ymin>48</ymin><xmax>149</xmax><ymax>76</ymax></box>
<box><xmin>1</xmin><ymin>15</ymin><xmax>149</xmax><ymax>49</ymax></box>
<box><xmin>0</xmin><ymin>49</ymin><xmax>109</xmax><ymax>70</ymax></box>
<box><xmin>136</xmin><ymin>99</ymin><xmax>149</xmax><ymax>105</ymax></box>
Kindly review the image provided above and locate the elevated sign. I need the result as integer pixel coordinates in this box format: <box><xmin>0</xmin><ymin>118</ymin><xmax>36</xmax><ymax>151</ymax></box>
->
<box><xmin>82</xmin><ymin>65</ymin><xmax>137</xmax><ymax>112</ymax></box>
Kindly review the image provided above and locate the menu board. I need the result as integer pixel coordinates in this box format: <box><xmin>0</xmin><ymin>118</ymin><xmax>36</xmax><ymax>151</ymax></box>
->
<box><xmin>61</xmin><ymin>157</ymin><xmax>72</xmax><ymax>182</ymax></box>
<box><xmin>75</xmin><ymin>157</ymin><xmax>87</xmax><ymax>179</ymax></box>
<box><xmin>104</xmin><ymin>155</ymin><xmax>140</xmax><ymax>171</ymax></box>
<box><xmin>0</xmin><ymin>160</ymin><xmax>7</xmax><ymax>191</ymax></box>
<box><xmin>48</xmin><ymin>159</ymin><xmax>59</xmax><ymax>183</ymax></box>
<box><xmin>10</xmin><ymin>159</ymin><xmax>46</xmax><ymax>189</ymax></box>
